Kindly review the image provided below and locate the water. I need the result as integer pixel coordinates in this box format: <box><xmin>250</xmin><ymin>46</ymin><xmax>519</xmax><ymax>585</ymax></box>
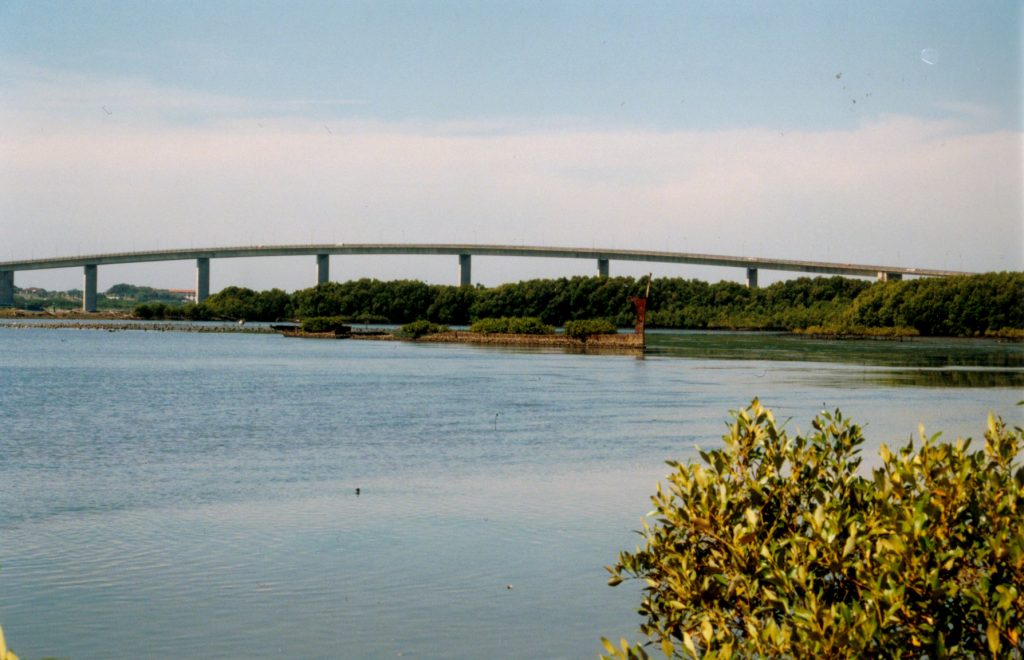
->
<box><xmin>1</xmin><ymin>326</ymin><xmax>1021</xmax><ymax>659</ymax></box>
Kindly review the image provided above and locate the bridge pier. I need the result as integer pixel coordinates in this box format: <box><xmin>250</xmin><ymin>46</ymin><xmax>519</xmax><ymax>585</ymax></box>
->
<box><xmin>459</xmin><ymin>254</ymin><xmax>471</xmax><ymax>287</ymax></box>
<box><xmin>316</xmin><ymin>254</ymin><xmax>329</xmax><ymax>285</ymax></box>
<box><xmin>745</xmin><ymin>267</ymin><xmax>758</xmax><ymax>288</ymax></box>
<box><xmin>598</xmin><ymin>258</ymin><xmax>609</xmax><ymax>278</ymax></box>
<box><xmin>196</xmin><ymin>258</ymin><xmax>210</xmax><ymax>302</ymax></box>
<box><xmin>0</xmin><ymin>271</ymin><xmax>13</xmax><ymax>307</ymax></box>
<box><xmin>877</xmin><ymin>271</ymin><xmax>903</xmax><ymax>282</ymax></box>
<box><xmin>83</xmin><ymin>264</ymin><xmax>97</xmax><ymax>312</ymax></box>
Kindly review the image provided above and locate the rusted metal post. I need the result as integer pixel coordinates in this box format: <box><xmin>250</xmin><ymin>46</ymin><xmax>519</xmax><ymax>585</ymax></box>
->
<box><xmin>628</xmin><ymin>274</ymin><xmax>652</xmax><ymax>346</ymax></box>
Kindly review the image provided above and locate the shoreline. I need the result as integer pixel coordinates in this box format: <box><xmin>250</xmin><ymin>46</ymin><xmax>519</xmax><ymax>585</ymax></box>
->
<box><xmin>0</xmin><ymin>318</ymin><xmax>646</xmax><ymax>350</ymax></box>
<box><xmin>277</xmin><ymin>328</ymin><xmax>645</xmax><ymax>350</ymax></box>
<box><xmin>0</xmin><ymin>311</ymin><xmax>1019</xmax><ymax>342</ymax></box>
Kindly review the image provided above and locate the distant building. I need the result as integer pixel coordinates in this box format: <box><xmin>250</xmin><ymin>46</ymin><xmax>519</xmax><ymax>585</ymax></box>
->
<box><xmin>168</xmin><ymin>289</ymin><xmax>197</xmax><ymax>303</ymax></box>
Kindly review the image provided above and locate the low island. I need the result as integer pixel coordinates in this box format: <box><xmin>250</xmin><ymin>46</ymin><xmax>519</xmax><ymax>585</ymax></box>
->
<box><xmin>272</xmin><ymin>316</ymin><xmax>646</xmax><ymax>351</ymax></box>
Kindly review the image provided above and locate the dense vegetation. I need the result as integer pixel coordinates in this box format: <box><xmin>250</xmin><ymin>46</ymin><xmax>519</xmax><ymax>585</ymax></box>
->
<box><xmin>844</xmin><ymin>272</ymin><xmax>1024</xmax><ymax>336</ymax></box>
<box><xmin>603</xmin><ymin>401</ymin><xmax>1024</xmax><ymax>659</ymax></box>
<box><xmin>124</xmin><ymin>272</ymin><xmax>1022</xmax><ymax>337</ymax></box>
<box><xmin>134</xmin><ymin>286</ymin><xmax>291</xmax><ymax>321</ymax></box>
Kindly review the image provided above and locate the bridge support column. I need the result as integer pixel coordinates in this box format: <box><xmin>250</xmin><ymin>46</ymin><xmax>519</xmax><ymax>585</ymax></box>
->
<box><xmin>83</xmin><ymin>264</ymin><xmax>97</xmax><ymax>312</ymax></box>
<box><xmin>745</xmin><ymin>267</ymin><xmax>758</xmax><ymax>288</ymax></box>
<box><xmin>598</xmin><ymin>258</ymin><xmax>609</xmax><ymax>278</ymax></box>
<box><xmin>0</xmin><ymin>271</ymin><xmax>13</xmax><ymax>308</ymax></box>
<box><xmin>316</xmin><ymin>254</ymin><xmax>329</xmax><ymax>285</ymax></box>
<box><xmin>196</xmin><ymin>258</ymin><xmax>210</xmax><ymax>302</ymax></box>
<box><xmin>459</xmin><ymin>254</ymin><xmax>471</xmax><ymax>287</ymax></box>
<box><xmin>877</xmin><ymin>271</ymin><xmax>903</xmax><ymax>282</ymax></box>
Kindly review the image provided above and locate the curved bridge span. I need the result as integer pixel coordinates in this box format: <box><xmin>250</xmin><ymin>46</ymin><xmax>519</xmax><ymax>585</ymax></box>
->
<box><xmin>0</xmin><ymin>243</ymin><xmax>971</xmax><ymax>311</ymax></box>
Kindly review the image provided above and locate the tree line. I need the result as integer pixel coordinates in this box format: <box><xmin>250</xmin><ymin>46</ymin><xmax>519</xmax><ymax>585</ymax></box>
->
<box><xmin>14</xmin><ymin>283</ymin><xmax>192</xmax><ymax>311</ymax></box>
<box><xmin>133</xmin><ymin>272</ymin><xmax>1024</xmax><ymax>337</ymax></box>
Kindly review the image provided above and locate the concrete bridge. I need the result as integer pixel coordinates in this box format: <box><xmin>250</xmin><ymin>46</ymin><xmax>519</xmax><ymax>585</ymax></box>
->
<box><xmin>0</xmin><ymin>243</ymin><xmax>971</xmax><ymax>311</ymax></box>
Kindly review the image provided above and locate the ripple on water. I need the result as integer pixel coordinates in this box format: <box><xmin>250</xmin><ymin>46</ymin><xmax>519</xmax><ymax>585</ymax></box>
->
<box><xmin>1</xmin><ymin>330</ymin><xmax>1021</xmax><ymax>658</ymax></box>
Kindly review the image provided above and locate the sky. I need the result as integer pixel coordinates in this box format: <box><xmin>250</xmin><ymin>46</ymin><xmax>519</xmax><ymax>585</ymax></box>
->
<box><xmin>1</xmin><ymin>1</ymin><xmax>1021</xmax><ymax>293</ymax></box>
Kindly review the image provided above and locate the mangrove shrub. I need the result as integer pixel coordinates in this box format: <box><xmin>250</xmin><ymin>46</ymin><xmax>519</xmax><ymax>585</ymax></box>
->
<box><xmin>469</xmin><ymin>316</ymin><xmax>554</xmax><ymax>335</ymax></box>
<box><xmin>564</xmin><ymin>319</ymin><xmax>618</xmax><ymax>339</ymax></box>
<box><xmin>604</xmin><ymin>400</ymin><xmax>1024</xmax><ymax>658</ymax></box>
<box><xmin>395</xmin><ymin>320</ymin><xmax>449</xmax><ymax>339</ymax></box>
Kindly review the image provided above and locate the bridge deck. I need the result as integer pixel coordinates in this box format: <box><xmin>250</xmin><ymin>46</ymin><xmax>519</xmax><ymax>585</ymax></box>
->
<box><xmin>0</xmin><ymin>243</ymin><xmax>970</xmax><ymax>278</ymax></box>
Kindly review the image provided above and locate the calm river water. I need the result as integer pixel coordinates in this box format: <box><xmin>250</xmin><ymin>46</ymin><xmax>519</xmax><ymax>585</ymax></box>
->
<box><xmin>1</xmin><ymin>325</ymin><xmax>1022</xmax><ymax>659</ymax></box>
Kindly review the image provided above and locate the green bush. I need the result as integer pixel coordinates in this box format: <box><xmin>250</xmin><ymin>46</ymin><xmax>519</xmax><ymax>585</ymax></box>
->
<box><xmin>564</xmin><ymin>318</ymin><xmax>618</xmax><ymax>339</ymax></box>
<box><xmin>300</xmin><ymin>316</ymin><xmax>350</xmax><ymax>333</ymax></box>
<box><xmin>133</xmin><ymin>302</ymin><xmax>162</xmax><ymax>319</ymax></box>
<box><xmin>396</xmin><ymin>319</ymin><xmax>449</xmax><ymax>339</ymax></box>
<box><xmin>604</xmin><ymin>400</ymin><xmax>1024</xmax><ymax>658</ymax></box>
<box><xmin>470</xmin><ymin>317</ymin><xmax>508</xmax><ymax>334</ymax></box>
<box><xmin>469</xmin><ymin>316</ymin><xmax>554</xmax><ymax>334</ymax></box>
<box><xmin>200</xmin><ymin>286</ymin><xmax>292</xmax><ymax>322</ymax></box>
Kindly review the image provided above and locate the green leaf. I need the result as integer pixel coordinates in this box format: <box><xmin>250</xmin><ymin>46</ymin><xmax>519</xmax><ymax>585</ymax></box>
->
<box><xmin>812</xmin><ymin>505</ymin><xmax>825</xmax><ymax>532</ymax></box>
<box><xmin>682</xmin><ymin>632</ymin><xmax>697</xmax><ymax>658</ymax></box>
<box><xmin>701</xmin><ymin>618</ymin><xmax>713</xmax><ymax>644</ymax></box>
<box><xmin>987</xmin><ymin>623</ymin><xmax>1001</xmax><ymax>656</ymax></box>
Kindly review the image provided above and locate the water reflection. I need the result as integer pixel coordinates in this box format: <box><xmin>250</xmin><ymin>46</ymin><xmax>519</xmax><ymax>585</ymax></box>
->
<box><xmin>813</xmin><ymin>368</ymin><xmax>1024</xmax><ymax>389</ymax></box>
<box><xmin>1</xmin><ymin>328</ymin><xmax>1022</xmax><ymax>659</ymax></box>
<box><xmin>647</xmin><ymin>331</ymin><xmax>1024</xmax><ymax>369</ymax></box>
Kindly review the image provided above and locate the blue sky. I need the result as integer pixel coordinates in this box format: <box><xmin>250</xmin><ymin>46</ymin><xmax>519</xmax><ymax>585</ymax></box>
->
<box><xmin>1</xmin><ymin>1</ymin><xmax>1021</xmax><ymax>291</ymax></box>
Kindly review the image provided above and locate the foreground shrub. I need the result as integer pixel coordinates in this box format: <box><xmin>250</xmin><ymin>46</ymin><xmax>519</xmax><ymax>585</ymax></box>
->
<box><xmin>470</xmin><ymin>316</ymin><xmax>554</xmax><ymax>335</ymax></box>
<box><xmin>564</xmin><ymin>318</ymin><xmax>618</xmax><ymax>340</ymax></box>
<box><xmin>396</xmin><ymin>319</ymin><xmax>449</xmax><ymax>339</ymax></box>
<box><xmin>604</xmin><ymin>400</ymin><xmax>1024</xmax><ymax>658</ymax></box>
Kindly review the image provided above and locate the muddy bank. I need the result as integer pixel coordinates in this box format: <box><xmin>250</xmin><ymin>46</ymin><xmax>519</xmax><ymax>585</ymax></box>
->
<box><xmin>0</xmin><ymin>316</ymin><xmax>645</xmax><ymax>349</ymax></box>
<box><xmin>0</xmin><ymin>309</ymin><xmax>135</xmax><ymax>320</ymax></box>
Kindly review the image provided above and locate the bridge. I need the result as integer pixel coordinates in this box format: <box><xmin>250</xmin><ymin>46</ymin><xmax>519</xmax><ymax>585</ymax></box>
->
<box><xmin>0</xmin><ymin>243</ymin><xmax>971</xmax><ymax>311</ymax></box>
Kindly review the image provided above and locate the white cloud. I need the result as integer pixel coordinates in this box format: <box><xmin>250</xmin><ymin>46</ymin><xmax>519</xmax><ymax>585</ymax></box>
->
<box><xmin>1</xmin><ymin>67</ymin><xmax>1020</xmax><ymax>291</ymax></box>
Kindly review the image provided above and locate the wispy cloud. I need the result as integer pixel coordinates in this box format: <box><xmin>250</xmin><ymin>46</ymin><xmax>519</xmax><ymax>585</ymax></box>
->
<box><xmin>2</xmin><ymin>66</ymin><xmax>1020</xmax><ymax>288</ymax></box>
<box><xmin>0</xmin><ymin>61</ymin><xmax>369</xmax><ymax>125</ymax></box>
